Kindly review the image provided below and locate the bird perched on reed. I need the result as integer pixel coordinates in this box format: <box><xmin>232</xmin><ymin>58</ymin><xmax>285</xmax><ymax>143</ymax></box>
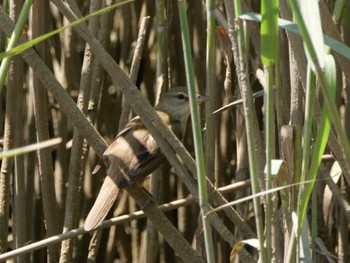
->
<box><xmin>84</xmin><ymin>86</ymin><xmax>209</xmax><ymax>231</ymax></box>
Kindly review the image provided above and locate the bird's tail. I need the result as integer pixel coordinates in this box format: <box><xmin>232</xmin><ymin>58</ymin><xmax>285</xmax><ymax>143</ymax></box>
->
<box><xmin>84</xmin><ymin>176</ymin><xmax>120</xmax><ymax>231</ymax></box>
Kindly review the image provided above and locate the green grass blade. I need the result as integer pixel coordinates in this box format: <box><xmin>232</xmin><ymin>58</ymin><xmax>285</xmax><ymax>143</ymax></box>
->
<box><xmin>297</xmin><ymin>55</ymin><xmax>336</xmax><ymax>231</ymax></box>
<box><xmin>207</xmin><ymin>177</ymin><xmax>318</xmax><ymax>215</ymax></box>
<box><xmin>260</xmin><ymin>2</ymin><xmax>278</xmax><ymax>259</ymax></box>
<box><xmin>177</xmin><ymin>1</ymin><xmax>215</xmax><ymax>261</ymax></box>
<box><xmin>333</xmin><ymin>0</ymin><xmax>347</xmax><ymax>24</ymax></box>
<box><xmin>297</xmin><ymin>65</ymin><xmax>316</xmax><ymax>223</ymax></box>
<box><xmin>264</xmin><ymin>66</ymin><xmax>274</xmax><ymax>262</ymax></box>
<box><xmin>234</xmin><ymin>1</ymin><xmax>266</xmax><ymax>261</ymax></box>
<box><xmin>300</xmin><ymin>0</ymin><xmax>325</xmax><ymax>69</ymax></box>
<box><xmin>260</xmin><ymin>0</ymin><xmax>278</xmax><ymax>66</ymax></box>
<box><xmin>0</xmin><ymin>138</ymin><xmax>62</xmax><ymax>159</ymax></box>
<box><xmin>0</xmin><ymin>0</ymin><xmax>33</xmax><ymax>91</ymax></box>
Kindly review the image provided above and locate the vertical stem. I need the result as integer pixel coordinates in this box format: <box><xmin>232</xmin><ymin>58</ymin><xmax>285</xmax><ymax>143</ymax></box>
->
<box><xmin>59</xmin><ymin>0</ymin><xmax>101</xmax><ymax>262</ymax></box>
<box><xmin>31</xmin><ymin>0</ymin><xmax>61</xmax><ymax>261</ymax></box>
<box><xmin>5</xmin><ymin>3</ymin><xmax>27</xmax><ymax>262</ymax></box>
<box><xmin>232</xmin><ymin>0</ymin><xmax>266</xmax><ymax>261</ymax></box>
<box><xmin>156</xmin><ymin>0</ymin><xmax>166</xmax><ymax>82</ymax></box>
<box><xmin>177</xmin><ymin>1</ymin><xmax>215</xmax><ymax>261</ymax></box>
<box><xmin>205</xmin><ymin>0</ymin><xmax>217</xmax><ymax>184</ymax></box>
<box><xmin>147</xmin><ymin>1</ymin><xmax>165</xmax><ymax>261</ymax></box>
<box><xmin>265</xmin><ymin>65</ymin><xmax>274</xmax><ymax>262</ymax></box>
<box><xmin>296</xmin><ymin>66</ymin><xmax>316</xmax><ymax>232</ymax></box>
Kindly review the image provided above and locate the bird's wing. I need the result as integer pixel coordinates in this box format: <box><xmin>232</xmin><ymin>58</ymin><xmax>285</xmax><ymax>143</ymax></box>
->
<box><xmin>127</xmin><ymin>111</ymin><xmax>175</xmax><ymax>180</ymax></box>
<box><xmin>91</xmin><ymin>117</ymin><xmax>140</xmax><ymax>174</ymax></box>
<box><xmin>127</xmin><ymin>111</ymin><xmax>174</xmax><ymax>175</ymax></box>
<box><xmin>84</xmin><ymin>176</ymin><xmax>120</xmax><ymax>231</ymax></box>
<box><xmin>117</xmin><ymin>123</ymin><xmax>165</xmax><ymax>188</ymax></box>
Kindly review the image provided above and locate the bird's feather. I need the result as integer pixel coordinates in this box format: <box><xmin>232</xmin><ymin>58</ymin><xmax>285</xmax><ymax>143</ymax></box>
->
<box><xmin>84</xmin><ymin>176</ymin><xmax>120</xmax><ymax>231</ymax></box>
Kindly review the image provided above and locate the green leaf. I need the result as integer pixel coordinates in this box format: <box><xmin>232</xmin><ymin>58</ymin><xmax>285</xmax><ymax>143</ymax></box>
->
<box><xmin>260</xmin><ymin>0</ymin><xmax>279</xmax><ymax>66</ymax></box>
<box><xmin>0</xmin><ymin>0</ymin><xmax>33</xmax><ymax>90</ymax></box>
<box><xmin>300</xmin><ymin>0</ymin><xmax>325</xmax><ymax>69</ymax></box>
<box><xmin>308</xmin><ymin>55</ymin><xmax>336</xmax><ymax>181</ymax></box>
<box><xmin>297</xmin><ymin>54</ymin><xmax>336</xmax><ymax>232</ymax></box>
<box><xmin>240</xmin><ymin>13</ymin><xmax>350</xmax><ymax>61</ymax></box>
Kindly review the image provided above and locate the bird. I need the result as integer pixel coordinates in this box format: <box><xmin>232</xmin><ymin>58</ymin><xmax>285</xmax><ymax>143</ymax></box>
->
<box><xmin>84</xmin><ymin>86</ymin><xmax>209</xmax><ymax>231</ymax></box>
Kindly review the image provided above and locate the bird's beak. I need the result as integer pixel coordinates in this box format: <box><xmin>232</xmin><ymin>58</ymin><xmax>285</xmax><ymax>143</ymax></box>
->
<box><xmin>196</xmin><ymin>95</ymin><xmax>210</xmax><ymax>103</ymax></box>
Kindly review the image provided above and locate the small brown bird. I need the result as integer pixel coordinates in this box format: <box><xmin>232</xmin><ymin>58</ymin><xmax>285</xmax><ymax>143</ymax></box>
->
<box><xmin>84</xmin><ymin>86</ymin><xmax>209</xmax><ymax>231</ymax></box>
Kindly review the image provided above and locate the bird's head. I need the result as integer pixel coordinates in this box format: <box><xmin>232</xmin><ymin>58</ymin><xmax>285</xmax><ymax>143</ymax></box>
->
<box><xmin>156</xmin><ymin>86</ymin><xmax>209</xmax><ymax>122</ymax></box>
<box><xmin>155</xmin><ymin>87</ymin><xmax>209</xmax><ymax>138</ymax></box>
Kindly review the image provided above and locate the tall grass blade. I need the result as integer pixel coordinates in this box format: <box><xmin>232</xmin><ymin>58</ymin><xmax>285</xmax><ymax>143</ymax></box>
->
<box><xmin>177</xmin><ymin>1</ymin><xmax>215</xmax><ymax>261</ymax></box>
<box><xmin>0</xmin><ymin>138</ymin><xmax>62</xmax><ymax>159</ymax></box>
<box><xmin>300</xmin><ymin>0</ymin><xmax>325</xmax><ymax>69</ymax></box>
<box><xmin>0</xmin><ymin>0</ymin><xmax>33</xmax><ymax>92</ymax></box>
<box><xmin>233</xmin><ymin>1</ymin><xmax>265</xmax><ymax>261</ymax></box>
<box><xmin>261</xmin><ymin>1</ymin><xmax>278</xmax><ymax>260</ymax></box>
<box><xmin>260</xmin><ymin>0</ymin><xmax>278</xmax><ymax>66</ymax></box>
<box><xmin>297</xmin><ymin>55</ymin><xmax>336</xmax><ymax>231</ymax></box>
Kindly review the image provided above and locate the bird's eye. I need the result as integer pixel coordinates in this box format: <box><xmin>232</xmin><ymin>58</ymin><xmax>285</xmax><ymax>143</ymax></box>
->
<box><xmin>177</xmin><ymin>93</ymin><xmax>186</xmax><ymax>100</ymax></box>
